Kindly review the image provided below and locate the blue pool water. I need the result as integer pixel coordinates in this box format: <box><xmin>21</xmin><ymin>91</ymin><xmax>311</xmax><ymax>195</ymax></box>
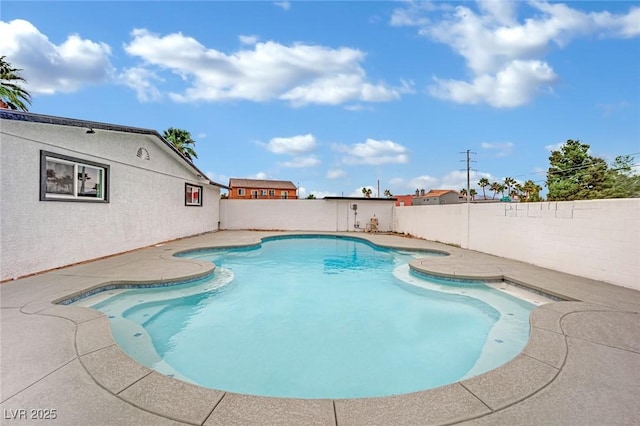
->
<box><xmin>79</xmin><ymin>236</ymin><xmax>535</xmax><ymax>399</ymax></box>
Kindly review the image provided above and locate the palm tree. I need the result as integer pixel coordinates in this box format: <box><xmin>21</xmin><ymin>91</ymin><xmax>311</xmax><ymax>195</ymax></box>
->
<box><xmin>162</xmin><ymin>127</ymin><xmax>198</xmax><ymax>161</ymax></box>
<box><xmin>0</xmin><ymin>56</ymin><xmax>32</xmax><ymax>111</ymax></box>
<box><xmin>383</xmin><ymin>189</ymin><xmax>392</xmax><ymax>197</ymax></box>
<box><xmin>361</xmin><ymin>187</ymin><xmax>372</xmax><ymax>198</ymax></box>
<box><xmin>478</xmin><ymin>177</ymin><xmax>489</xmax><ymax>200</ymax></box>
<box><xmin>523</xmin><ymin>180</ymin><xmax>543</xmax><ymax>202</ymax></box>
<box><xmin>497</xmin><ymin>183</ymin><xmax>507</xmax><ymax>198</ymax></box>
<box><xmin>504</xmin><ymin>177</ymin><xmax>516</xmax><ymax>196</ymax></box>
<box><xmin>469</xmin><ymin>188</ymin><xmax>477</xmax><ymax>201</ymax></box>
<box><xmin>513</xmin><ymin>183</ymin><xmax>523</xmax><ymax>201</ymax></box>
<box><xmin>460</xmin><ymin>188</ymin><xmax>468</xmax><ymax>198</ymax></box>
<box><xmin>489</xmin><ymin>182</ymin><xmax>500</xmax><ymax>199</ymax></box>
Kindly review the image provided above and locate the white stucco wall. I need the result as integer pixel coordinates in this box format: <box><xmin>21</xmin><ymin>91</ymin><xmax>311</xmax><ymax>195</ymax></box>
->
<box><xmin>220</xmin><ymin>199</ymin><xmax>395</xmax><ymax>232</ymax></box>
<box><xmin>393</xmin><ymin>200</ymin><xmax>640</xmax><ymax>290</ymax></box>
<box><xmin>0</xmin><ymin>119</ymin><xmax>220</xmax><ymax>281</ymax></box>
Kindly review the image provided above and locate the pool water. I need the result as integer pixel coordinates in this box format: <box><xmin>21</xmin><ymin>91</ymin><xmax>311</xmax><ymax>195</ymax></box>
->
<box><xmin>78</xmin><ymin>236</ymin><xmax>536</xmax><ymax>399</ymax></box>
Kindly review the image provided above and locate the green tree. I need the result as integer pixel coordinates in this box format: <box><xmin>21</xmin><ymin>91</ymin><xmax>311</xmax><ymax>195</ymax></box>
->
<box><xmin>522</xmin><ymin>180</ymin><xmax>542</xmax><ymax>202</ymax></box>
<box><xmin>489</xmin><ymin>182</ymin><xmax>500</xmax><ymax>199</ymax></box>
<box><xmin>497</xmin><ymin>183</ymin><xmax>506</xmax><ymax>197</ymax></box>
<box><xmin>469</xmin><ymin>188</ymin><xmax>477</xmax><ymax>200</ymax></box>
<box><xmin>460</xmin><ymin>188</ymin><xmax>468</xmax><ymax>198</ymax></box>
<box><xmin>383</xmin><ymin>189</ymin><xmax>393</xmax><ymax>197</ymax></box>
<box><xmin>306</xmin><ymin>194</ymin><xmax>316</xmax><ymax>199</ymax></box>
<box><xmin>547</xmin><ymin>140</ymin><xmax>609</xmax><ymax>200</ymax></box>
<box><xmin>504</xmin><ymin>177</ymin><xmax>516</xmax><ymax>196</ymax></box>
<box><xmin>0</xmin><ymin>56</ymin><xmax>32</xmax><ymax>111</ymax></box>
<box><xmin>478</xmin><ymin>177</ymin><xmax>489</xmax><ymax>200</ymax></box>
<box><xmin>162</xmin><ymin>127</ymin><xmax>198</xmax><ymax>161</ymax></box>
<box><xmin>361</xmin><ymin>187</ymin><xmax>372</xmax><ymax>198</ymax></box>
<box><xmin>603</xmin><ymin>155</ymin><xmax>640</xmax><ymax>198</ymax></box>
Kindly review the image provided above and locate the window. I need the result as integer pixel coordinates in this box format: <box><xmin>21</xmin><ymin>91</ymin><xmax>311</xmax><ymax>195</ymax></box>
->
<box><xmin>185</xmin><ymin>183</ymin><xmax>202</xmax><ymax>206</ymax></box>
<box><xmin>238</xmin><ymin>188</ymin><xmax>245</xmax><ymax>196</ymax></box>
<box><xmin>251</xmin><ymin>190</ymin><xmax>259</xmax><ymax>199</ymax></box>
<box><xmin>268</xmin><ymin>189</ymin><xmax>275</xmax><ymax>196</ymax></box>
<box><xmin>261</xmin><ymin>189</ymin><xmax>267</xmax><ymax>196</ymax></box>
<box><xmin>40</xmin><ymin>151</ymin><xmax>109</xmax><ymax>202</ymax></box>
<box><xmin>281</xmin><ymin>191</ymin><xmax>288</xmax><ymax>199</ymax></box>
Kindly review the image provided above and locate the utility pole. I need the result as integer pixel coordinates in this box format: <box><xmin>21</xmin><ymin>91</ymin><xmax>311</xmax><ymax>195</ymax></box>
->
<box><xmin>460</xmin><ymin>149</ymin><xmax>477</xmax><ymax>203</ymax></box>
<box><xmin>459</xmin><ymin>149</ymin><xmax>476</xmax><ymax>250</ymax></box>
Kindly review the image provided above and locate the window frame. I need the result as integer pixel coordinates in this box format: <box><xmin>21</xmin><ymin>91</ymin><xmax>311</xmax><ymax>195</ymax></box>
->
<box><xmin>237</xmin><ymin>188</ymin><xmax>245</xmax><ymax>196</ymax></box>
<box><xmin>185</xmin><ymin>183</ymin><xmax>203</xmax><ymax>207</ymax></box>
<box><xmin>40</xmin><ymin>150</ymin><xmax>109</xmax><ymax>203</ymax></box>
<box><xmin>281</xmin><ymin>191</ymin><xmax>288</xmax><ymax>199</ymax></box>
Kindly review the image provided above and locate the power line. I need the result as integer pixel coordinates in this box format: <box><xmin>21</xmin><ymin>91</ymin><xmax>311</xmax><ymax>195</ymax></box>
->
<box><xmin>507</xmin><ymin>151</ymin><xmax>640</xmax><ymax>181</ymax></box>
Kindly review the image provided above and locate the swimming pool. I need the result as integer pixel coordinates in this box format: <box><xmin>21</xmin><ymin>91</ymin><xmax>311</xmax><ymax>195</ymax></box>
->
<box><xmin>74</xmin><ymin>235</ymin><xmax>540</xmax><ymax>399</ymax></box>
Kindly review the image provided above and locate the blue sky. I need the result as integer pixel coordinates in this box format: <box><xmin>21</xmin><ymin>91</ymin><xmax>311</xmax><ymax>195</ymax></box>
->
<box><xmin>2</xmin><ymin>1</ymin><xmax>639</xmax><ymax>198</ymax></box>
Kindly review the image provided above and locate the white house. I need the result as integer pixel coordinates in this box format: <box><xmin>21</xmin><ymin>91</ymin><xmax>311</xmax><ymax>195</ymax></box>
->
<box><xmin>0</xmin><ymin>110</ymin><xmax>226</xmax><ymax>281</ymax></box>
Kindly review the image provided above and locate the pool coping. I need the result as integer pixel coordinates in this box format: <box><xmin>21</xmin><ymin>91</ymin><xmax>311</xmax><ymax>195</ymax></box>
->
<box><xmin>2</xmin><ymin>230</ymin><xmax>639</xmax><ymax>425</ymax></box>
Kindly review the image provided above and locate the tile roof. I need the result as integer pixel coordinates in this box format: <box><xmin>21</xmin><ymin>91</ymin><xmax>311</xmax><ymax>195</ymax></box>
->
<box><xmin>423</xmin><ymin>189</ymin><xmax>460</xmax><ymax>197</ymax></box>
<box><xmin>229</xmin><ymin>178</ymin><xmax>297</xmax><ymax>190</ymax></box>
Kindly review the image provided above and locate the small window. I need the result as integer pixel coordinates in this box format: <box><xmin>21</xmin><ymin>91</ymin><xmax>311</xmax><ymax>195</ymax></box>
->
<box><xmin>185</xmin><ymin>183</ymin><xmax>202</xmax><ymax>206</ymax></box>
<box><xmin>281</xmin><ymin>191</ymin><xmax>288</xmax><ymax>199</ymax></box>
<box><xmin>238</xmin><ymin>188</ymin><xmax>245</xmax><ymax>196</ymax></box>
<box><xmin>41</xmin><ymin>151</ymin><xmax>109</xmax><ymax>202</ymax></box>
<box><xmin>251</xmin><ymin>190</ymin><xmax>259</xmax><ymax>199</ymax></box>
<box><xmin>268</xmin><ymin>189</ymin><xmax>275</xmax><ymax>196</ymax></box>
<box><xmin>261</xmin><ymin>189</ymin><xmax>267</xmax><ymax>196</ymax></box>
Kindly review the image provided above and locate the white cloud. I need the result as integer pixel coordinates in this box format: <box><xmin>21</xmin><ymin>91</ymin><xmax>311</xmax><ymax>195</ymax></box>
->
<box><xmin>264</xmin><ymin>134</ymin><xmax>317</xmax><ymax>155</ymax></box>
<box><xmin>481</xmin><ymin>141</ymin><xmax>514</xmax><ymax>157</ymax></box>
<box><xmin>348</xmin><ymin>186</ymin><xmax>376</xmax><ymax>197</ymax></box>
<box><xmin>239</xmin><ymin>35</ymin><xmax>259</xmax><ymax>45</ymax></box>
<box><xmin>274</xmin><ymin>1</ymin><xmax>291</xmax><ymax>11</ymax></box>
<box><xmin>279</xmin><ymin>156</ymin><xmax>321</xmax><ymax>168</ymax></box>
<box><xmin>393</xmin><ymin>170</ymin><xmax>496</xmax><ymax>196</ymax></box>
<box><xmin>250</xmin><ymin>172</ymin><xmax>271</xmax><ymax>180</ymax></box>
<box><xmin>334</xmin><ymin>138</ymin><xmax>410</xmax><ymax>165</ymax></box>
<box><xmin>392</xmin><ymin>1</ymin><xmax>640</xmax><ymax>108</ymax></box>
<box><xmin>0</xmin><ymin>19</ymin><xmax>114</xmax><ymax>95</ymax></box>
<box><xmin>407</xmin><ymin>175</ymin><xmax>439</xmax><ymax>192</ymax></box>
<box><xmin>429</xmin><ymin>60</ymin><xmax>557</xmax><ymax>108</ymax></box>
<box><xmin>305</xmin><ymin>190</ymin><xmax>339</xmax><ymax>199</ymax></box>
<box><xmin>545</xmin><ymin>142</ymin><xmax>564</xmax><ymax>152</ymax></box>
<box><xmin>123</xmin><ymin>29</ymin><xmax>402</xmax><ymax>106</ymax></box>
<box><xmin>326</xmin><ymin>169</ymin><xmax>347</xmax><ymax>179</ymax></box>
<box><xmin>120</xmin><ymin>67</ymin><xmax>162</xmax><ymax>102</ymax></box>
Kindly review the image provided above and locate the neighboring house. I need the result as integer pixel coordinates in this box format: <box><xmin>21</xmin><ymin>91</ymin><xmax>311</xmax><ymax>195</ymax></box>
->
<box><xmin>394</xmin><ymin>195</ymin><xmax>414</xmax><ymax>206</ymax></box>
<box><xmin>228</xmin><ymin>178</ymin><xmax>298</xmax><ymax>199</ymax></box>
<box><xmin>412</xmin><ymin>189</ymin><xmax>464</xmax><ymax>205</ymax></box>
<box><xmin>0</xmin><ymin>110</ymin><xmax>227</xmax><ymax>281</ymax></box>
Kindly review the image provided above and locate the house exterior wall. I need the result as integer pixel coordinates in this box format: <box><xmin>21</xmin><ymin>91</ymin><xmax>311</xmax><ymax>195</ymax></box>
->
<box><xmin>393</xmin><ymin>199</ymin><xmax>640</xmax><ymax>290</ymax></box>
<box><xmin>228</xmin><ymin>187</ymin><xmax>297</xmax><ymax>199</ymax></box>
<box><xmin>0</xmin><ymin>119</ymin><xmax>220</xmax><ymax>281</ymax></box>
<box><xmin>220</xmin><ymin>199</ymin><xmax>395</xmax><ymax>232</ymax></box>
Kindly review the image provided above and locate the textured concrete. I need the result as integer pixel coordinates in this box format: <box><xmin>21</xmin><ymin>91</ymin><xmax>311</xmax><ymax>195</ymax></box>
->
<box><xmin>1</xmin><ymin>230</ymin><xmax>639</xmax><ymax>425</ymax></box>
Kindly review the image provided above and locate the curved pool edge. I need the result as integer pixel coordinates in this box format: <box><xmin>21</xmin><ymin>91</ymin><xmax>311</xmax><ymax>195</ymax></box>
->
<box><xmin>7</xmin><ymin>230</ymin><xmax>639</xmax><ymax>425</ymax></box>
<box><xmin>55</xmin><ymin>296</ymin><xmax>591</xmax><ymax>425</ymax></box>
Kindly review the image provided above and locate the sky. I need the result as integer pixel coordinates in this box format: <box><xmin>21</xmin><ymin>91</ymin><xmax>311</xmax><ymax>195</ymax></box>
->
<box><xmin>2</xmin><ymin>1</ymin><xmax>639</xmax><ymax>198</ymax></box>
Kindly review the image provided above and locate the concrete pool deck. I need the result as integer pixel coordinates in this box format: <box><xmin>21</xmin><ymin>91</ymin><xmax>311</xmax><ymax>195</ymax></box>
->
<box><xmin>1</xmin><ymin>230</ymin><xmax>639</xmax><ymax>425</ymax></box>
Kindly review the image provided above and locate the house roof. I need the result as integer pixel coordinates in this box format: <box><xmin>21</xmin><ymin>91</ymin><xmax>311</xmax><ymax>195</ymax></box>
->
<box><xmin>228</xmin><ymin>178</ymin><xmax>297</xmax><ymax>190</ymax></box>
<box><xmin>423</xmin><ymin>189</ymin><xmax>461</xmax><ymax>197</ymax></box>
<box><xmin>0</xmin><ymin>110</ymin><xmax>228</xmax><ymax>189</ymax></box>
